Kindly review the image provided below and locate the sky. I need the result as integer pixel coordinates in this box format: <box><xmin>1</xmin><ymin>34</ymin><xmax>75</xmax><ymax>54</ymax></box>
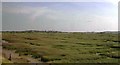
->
<box><xmin>2</xmin><ymin>1</ymin><xmax>118</xmax><ymax>32</ymax></box>
<box><xmin>0</xmin><ymin>2</ymin><xmax>1</xmax><ymax>31</ymax></box>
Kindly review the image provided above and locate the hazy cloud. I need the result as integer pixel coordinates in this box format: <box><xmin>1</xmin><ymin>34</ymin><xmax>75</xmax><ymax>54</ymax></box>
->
<box><xmin>2</xmin><ymin>2</ymin><xmax>118</xmax><ymax>32</ymax></box>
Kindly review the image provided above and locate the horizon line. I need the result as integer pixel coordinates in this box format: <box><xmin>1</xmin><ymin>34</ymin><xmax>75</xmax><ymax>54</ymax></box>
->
<box><xmin>1</xmin><ymin>30</ymin><xmax>119</xmax><ymax>33</ymax></box>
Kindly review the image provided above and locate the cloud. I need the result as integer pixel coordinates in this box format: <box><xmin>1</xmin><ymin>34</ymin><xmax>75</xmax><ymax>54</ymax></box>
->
<box><xmin>3</xmin><ymin>7</ymin><xmax>31</xmax><ymax>14</ymax></box>
<box><xmin>105</xmin><ymin>0</ymin><xmax>120</xmax><ymax>6</ymax></box>
<box><xmin>86</xmin><ymin>15</ymin><xmax>118</xmax><ymax>31</ymax></box>
<box><xmin>1</xmin><ymin>0</ymin><xmax>120</xmax><ymax>2</ymax></box>
<box><xmin>2</xmin><ymin>2</ymin><xmax>118</xmax><ymax>32</ymax></box>
<box><xmin>3</xmin><ymin>6</ymin><xmax>62</xmax><ymax>21</ymax></box>
<box><xmin>28</xmin><ymin>7</ymin><xmax>49</xmax><ymax>21</ymax></box>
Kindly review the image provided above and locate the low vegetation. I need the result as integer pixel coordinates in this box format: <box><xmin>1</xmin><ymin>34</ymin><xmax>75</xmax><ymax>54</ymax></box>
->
<box><xmin>2</xmin><ymin>31</ymin><xmax>120</xmax><ymax>63</ymax></box>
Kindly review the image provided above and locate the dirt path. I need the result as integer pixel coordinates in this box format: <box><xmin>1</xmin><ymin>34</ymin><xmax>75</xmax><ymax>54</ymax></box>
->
<box><xmin>0</xmin><ymin>41</ymin><xmax>2</xmax><ymax>64</ymax></box>
<box><xmin>2</xmin><ymin>40</ymin><xmax>42</xmax><ymax>63</ymax></box>
<box><xmin>2</xmin><ymin>40</ymin><xmax>45</xmax><ymax>63</ymax></box>
<box><xmin>0</xmin><ymin>40</ymin><xmax>41</xmax><ymax>63</ymax></box>
<box><xmin>2</xmin><ymin>49</ymin><xmax>41</xmax><ymax>63</ymax></box>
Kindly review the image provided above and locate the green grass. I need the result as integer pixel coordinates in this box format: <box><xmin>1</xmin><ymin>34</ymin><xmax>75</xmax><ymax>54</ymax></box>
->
<box><xmin>2</xmin><ymin>32</ymin><xmax>120</xmax><ymax>63</ymax></box>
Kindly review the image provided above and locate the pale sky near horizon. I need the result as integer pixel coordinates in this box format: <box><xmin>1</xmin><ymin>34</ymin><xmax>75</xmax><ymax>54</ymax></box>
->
<box><xmin>2</xmin><ymin>1</ymin><xmax>118</xmax><ymax>32</ymax></box>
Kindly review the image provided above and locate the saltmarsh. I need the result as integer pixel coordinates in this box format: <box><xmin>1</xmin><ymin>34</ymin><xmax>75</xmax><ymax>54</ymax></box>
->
<box><xmin>2</xmin><ymin>32</ymin><xmax>120</xmax><ymax>63</ymax></box>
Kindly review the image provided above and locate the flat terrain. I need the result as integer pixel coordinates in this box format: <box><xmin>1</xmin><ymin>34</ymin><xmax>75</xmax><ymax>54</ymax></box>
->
<box><xmin>2</xmin><ymin>32</ymin><xmax>120</xmax><ymax>63</ymax></box>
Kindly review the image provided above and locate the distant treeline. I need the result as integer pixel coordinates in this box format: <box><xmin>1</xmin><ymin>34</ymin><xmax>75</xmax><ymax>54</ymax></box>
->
<box><xmin>2</xmin><ymin>30</ymin><xmax>63</xmax><ymax>33</ymax></box>
<box><xmin>1</xmin><ymin>30</ymin><xmax>119</xmax><ymax>34</ymax></box>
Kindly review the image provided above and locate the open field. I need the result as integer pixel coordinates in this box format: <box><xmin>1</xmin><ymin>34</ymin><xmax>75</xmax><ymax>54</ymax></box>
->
<box><xmin>2</xmin><ymin>31</ymin><xmax>120</xmax><ymax>63</ymax></box>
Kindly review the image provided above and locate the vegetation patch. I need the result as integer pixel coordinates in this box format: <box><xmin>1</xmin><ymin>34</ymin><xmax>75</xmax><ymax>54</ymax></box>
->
<box><xmin>2</xmin><ymin>32</ymin><xmax>120</xmax><ymax>63</ymax></box>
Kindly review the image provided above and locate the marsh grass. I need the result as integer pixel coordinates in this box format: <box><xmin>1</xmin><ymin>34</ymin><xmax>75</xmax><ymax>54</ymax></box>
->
<box><xmin>2</xmin><ymin>32</ymin><xmax>120</xmax><ymax>63</ymax></box>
